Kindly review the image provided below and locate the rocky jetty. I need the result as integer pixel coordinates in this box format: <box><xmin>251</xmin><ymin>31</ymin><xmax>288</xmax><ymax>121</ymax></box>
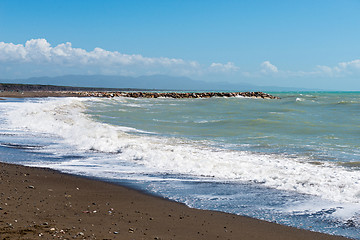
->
<box><xmin>73</xmin><ymin>91</ymin><xmax>280</xmax><ymax>99</ymax></box>
<box><xmin>0</xmin><ymin>83</ymin><xmax>280</xmax><ymax>99</ymax></box>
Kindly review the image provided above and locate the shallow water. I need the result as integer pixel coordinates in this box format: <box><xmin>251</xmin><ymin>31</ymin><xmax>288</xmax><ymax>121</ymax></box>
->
<box><xmin>0</xmin><ymin>92</ymin><xmax>359</xmax><ymax>238</ymax></box>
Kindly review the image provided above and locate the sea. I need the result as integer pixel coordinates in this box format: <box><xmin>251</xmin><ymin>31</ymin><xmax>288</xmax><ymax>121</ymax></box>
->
<box><xmin>0</xmin><ymin>92</ymin><xmax>359</xmax><ymax>239</ymax></box>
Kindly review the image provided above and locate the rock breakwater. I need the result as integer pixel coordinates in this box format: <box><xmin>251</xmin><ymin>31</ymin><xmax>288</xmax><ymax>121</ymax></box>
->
<box><xmin>0</xmin><ymin>90</ymin><xmax>280</xmax><ymax>99</ymax></box>
<box><xmin>75</xmin><ymin>91</ymin><xmax>280</xmax><ymax>99</ymax></box>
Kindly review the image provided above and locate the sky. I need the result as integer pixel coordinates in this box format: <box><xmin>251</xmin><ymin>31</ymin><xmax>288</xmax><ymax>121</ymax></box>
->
<box><xmin>1</xmin><ymin>0</ymin><xmax>360</xmax><ymax>90</ymax></box>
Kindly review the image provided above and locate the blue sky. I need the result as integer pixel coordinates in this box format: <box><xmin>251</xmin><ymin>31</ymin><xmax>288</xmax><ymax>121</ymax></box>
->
<box><xmin>1</xmin><ymin>0</ymin><xmax>360</xmax><ymax>90</ymax></box>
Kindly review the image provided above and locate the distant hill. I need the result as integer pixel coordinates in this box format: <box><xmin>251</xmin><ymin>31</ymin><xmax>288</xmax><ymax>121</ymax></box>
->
<box><xmin>0</xmin><ymin>75</ymin><xmax>319</xmax><ymax>92</ymax></box>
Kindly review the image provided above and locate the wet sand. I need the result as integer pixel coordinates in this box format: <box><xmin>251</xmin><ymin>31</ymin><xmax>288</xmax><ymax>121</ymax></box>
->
<box><xmin>0</xmin><ymin>162</ymin><xmax>350</xmax><ymax>240</ymax></box>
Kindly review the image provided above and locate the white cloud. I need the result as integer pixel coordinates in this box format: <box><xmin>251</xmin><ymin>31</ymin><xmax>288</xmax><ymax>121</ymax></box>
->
<box><xmin>0</xmin><ymin>42</ymin><xmax>27</xmax><ymax>61</ymax></box>
<box><xmin>316</xmin><ymin>65</ymin><xmax>339</xmax><ymax>76</ymax></box>
<box><xmin>260</xmin><ymin>61</ymin><xmax>278</xmax><ymax>74</ymax></box>
<box><xmin>209</xmin><ymin>62</ymin><xmax>239</xmax><ymax>73</ymax></box>
<box><xmin>316</xmin><ymin>59</ymin><xmax>360</xmax><ymax>77</ymax></box>
<box><xmin>338</xmin><ymin>59</ymin><xmax>360</xmax><ymax>71</ymax></box>
<box><xmin>0</xmin><ymin>39</ymin><xmax>238</xmax><ymax>78</ymax></box>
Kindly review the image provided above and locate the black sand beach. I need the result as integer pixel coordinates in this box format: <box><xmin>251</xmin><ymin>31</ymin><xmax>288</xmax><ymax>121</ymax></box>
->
<box><xmin>0</xmin><ymin>162</ymin><xmax>350</xmax><ymax>240</ymax></box>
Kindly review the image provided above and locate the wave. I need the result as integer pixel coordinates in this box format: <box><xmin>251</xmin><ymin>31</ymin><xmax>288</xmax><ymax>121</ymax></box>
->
<box><xmin>0</xmin><ymin>143</ymin><xmax>44</xmax><ymax>150</ymax></box>
<box><xmin>3</xmin><ymin>97</ymin><xmax>360</xmax><ymax>204</ymax></box>
<box><xmin>336</xmin><ymin>100</ymin><xmax>360</xmax><ymax>105</ymax></box>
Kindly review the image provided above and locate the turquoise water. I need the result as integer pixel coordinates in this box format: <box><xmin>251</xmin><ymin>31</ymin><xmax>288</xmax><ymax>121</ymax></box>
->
<box><xmin>88</xmin><ymin>92</ymin><xmax>360</xmax><ymax>165</ymax></box>
<box><xmin>0</xmin><ymin>92</ymin><xmax>360</xmax><ymax>238</ymax></box>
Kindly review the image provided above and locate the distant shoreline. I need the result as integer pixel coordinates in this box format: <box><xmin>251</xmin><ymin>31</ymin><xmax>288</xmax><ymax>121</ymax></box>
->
<box><xmin>0</xmin><ymin>82</ymin><xmax>153</xmax><ymax>92</ymax></box>
<box><xmin>0</xmin><ymin>83</ymin><xmax>280</xmax><ymax>99</ymax></box>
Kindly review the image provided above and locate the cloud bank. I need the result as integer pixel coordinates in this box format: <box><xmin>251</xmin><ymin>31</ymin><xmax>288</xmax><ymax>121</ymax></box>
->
<box><xmin>256</xmin><ymin>60</ymin><xmax>360</xmax><ymax>79</ymax></box>
<box><xmin>0</xmin><ymin>39</ymin><xmax>239</xmax><ymax>78</ymax></box>
<box><xmin>1</xmin><ymin>39</ymin><xmax>360</xmax><ymax>85</ymax></box>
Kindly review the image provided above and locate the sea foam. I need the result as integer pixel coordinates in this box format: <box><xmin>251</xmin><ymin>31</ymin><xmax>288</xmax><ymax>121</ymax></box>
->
<box><xmin>3</xmin><ymin>97</ymin><xmax>360</xmax><ymax>205</ymax></box>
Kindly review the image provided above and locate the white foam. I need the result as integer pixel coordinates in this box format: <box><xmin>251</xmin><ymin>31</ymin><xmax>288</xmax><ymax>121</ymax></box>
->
<box><xmin>283</xmin><ymin>199</ymin><xmax>360</xmax><ymax>226</ymax></box>
<box><xmin>3</xmin><ymin>97</ymin><xmax>360</xmax><ymax>204</ymax></box>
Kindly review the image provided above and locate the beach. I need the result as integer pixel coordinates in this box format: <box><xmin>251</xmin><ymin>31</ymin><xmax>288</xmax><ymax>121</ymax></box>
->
<box><xmin>1</xmin><ymin>91</ymin><xmax>360</xmax><ymax>239</ymax></box>
<box><xmin>0</xmin><ymin>162</ymin><xmax>350</xmax><ymax>240</ymax></box>
<box><xmin>2</xmin><ymin>1</ymin><xmax>359</xmax><ymax>238</ymax></box>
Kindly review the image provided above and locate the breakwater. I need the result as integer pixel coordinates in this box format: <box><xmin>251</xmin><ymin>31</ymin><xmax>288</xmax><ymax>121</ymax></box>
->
<box><xmin>75</xmin><ymin>91</ymin><xmax>280</xmax><ymax>99</ymax></box>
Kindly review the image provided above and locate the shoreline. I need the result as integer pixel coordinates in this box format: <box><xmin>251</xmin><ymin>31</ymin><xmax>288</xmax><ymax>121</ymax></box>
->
<box><xmin>0</xmin><ymin>162</ymin><xmax>350</xmax><ymax>239</ymax></box>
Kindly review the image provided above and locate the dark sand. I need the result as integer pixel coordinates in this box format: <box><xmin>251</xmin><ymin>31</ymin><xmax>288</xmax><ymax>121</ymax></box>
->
<box><xmin>0</xmin><ymin>162</ymin><xmax>350</xmax><ymax>240</ymax></box>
